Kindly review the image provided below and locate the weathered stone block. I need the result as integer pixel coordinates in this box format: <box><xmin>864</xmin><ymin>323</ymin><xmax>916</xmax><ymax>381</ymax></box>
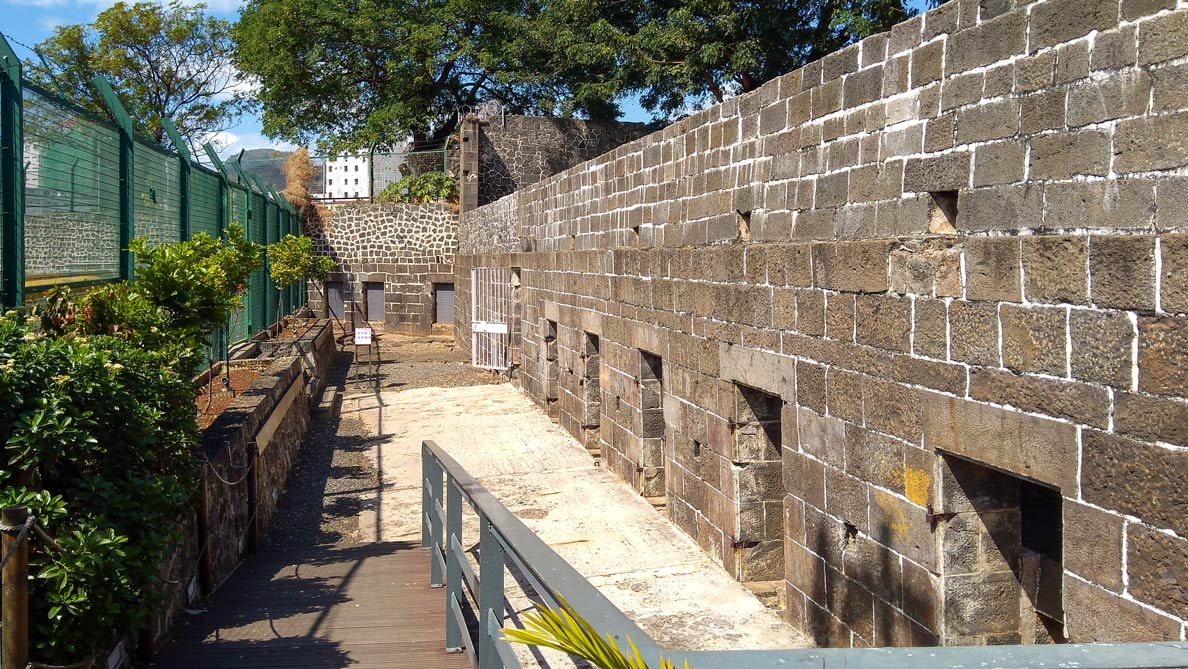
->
<box><xmin>1028</xmin><ymin>0</ymin><xmax>1114</xmax><ymax>53</ymax></box>
<box><xmin>921</xmin><ymin>393</ymin><xmax>1078</xmax><ymax>491</ymax></box>
<box><xmin>957</xmin><ymin>184</ymin><xmax>1044</xmax><ymax>232</ymax></box>
<box><xmin>1138</xmin><ymin>10</ymin><xmax>1188</xmax><ymax>65</ymax></box>
<box><xmin>1114</xmin><ymin>112</ymin><xmax>1188</xmax><ymax>173</ymax></box>
<box><xmin>1021</xmin><ymin>236</ymin><xmax>1088</xmax><ymax>304</ymax></box>
<box><xmin>1000</xmin><ymin>304</ymin><xmax>1067</xmax><ymax>376</ymax></box>
<box><xmin>718</xmin><ymin>343</ymin><xmax>795</xmax><ymax>401</ymax></box>
<box><xmin>812</xmin><ymin>241</ymin><xmax>892</xmax><ymax>293</ymax></box>
<box><xmin>968</xmin><ymin>368</ymin><xmax>1109</xmax><ymax>428</ymax></box>
<box><xmin>1064</xmin><ymin>575</ymin><xmax>1181</xmax><ymax>642</ymax></box>
<box><xmin>913</xmin><ymin>298</ymin><xmax>949</xmax><ymax>360</ymax></box>
<box><xmin>1138</xmin><ymin>316</ymin><xmax>1188</xmax><ymax>396</ymax></box>
<box><xmin>956</xmin><ymin>99</ymin><xmax>1020</xmax><ymax>144</ymax></box>
<box><xmin>825</xmin><ymin>292</ymin><xmax>855</xmax><ymax>341</ymax></box>
<box><xmin>1082</xmin><ymin>428</ymin><xmax>1188</xmax><ymax>536</ymax></box>
<box><xmin>904</xmin><ymin>152</ymin><xmax>971</xmax><ymax>192</ymax></box>
<box><xmin>948</xmin><ymin>300</ymin><xmax>1000</xmax><ymax>367</ymax></box>
<box><xmin>1127</xmin><ymin>523</ymin><xmax>1188</xmax><ymax>619</ymax></box>
<box><xmin>1067</xmin><ymin>70</ymin><xmax>1151</xmax><ymax>127</ymax></box>
<box><xmin>1114</xmin><ymin>391</ymin><xmax>1188</xmax><ymax>447</ymax></box>
<box><xmin>861</xmin><ymin>376</ymin><xmax>923</xmax><ymax>442</ymax></box>
<box><xmin>972</xmin><ymin>140</ymin><xmax>1025</xmax><ymax>187</ymax></box>
<box><xmin>1063</xmin><ymin>500</ymin><xmax>1124</xmax><ymax>593</ymax></box>
<box><xmin>1089</xmin><ymin>236</ymin><xmax>1156</xmax><ymax>311</ymax></box>
<box><xmin>1070</xmin><ymin>309</ymin><xmax>1134</xmax><ymax>388</ymax></box>
<box><xmin>854</xmin><ymin>294</ymin><xmax>912</xmax><ymax>353</ymax></box>
<box><xmin>964</xmin><ymin>237</ymin><xmax>1021</xmax><ymax>302</ymax></box>
<box><xmin>1028</xmin><ymin>130</ymin><xmax>1110</xmax><ymax>179</ymax></box>
<box><xmin>1160</xmin><ymin>233</ymin><xmax>1188</xmax><ymax>313</ymax></box>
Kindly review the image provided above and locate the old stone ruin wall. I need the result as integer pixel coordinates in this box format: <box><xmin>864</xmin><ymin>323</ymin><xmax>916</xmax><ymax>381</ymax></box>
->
<box><xmin>456</xmin><ymin>0</ymin><xmax>1188</xmax><ymax>649</ymax></box>
<box><xmin>306</xmin><ymin>202</ymin><xmax>458</xmax><ymax>332</ymax></box>
<box><xmin>476</xmin><ymin>116</ymin><xmax>653</xmax><ymax>207</ymax></box>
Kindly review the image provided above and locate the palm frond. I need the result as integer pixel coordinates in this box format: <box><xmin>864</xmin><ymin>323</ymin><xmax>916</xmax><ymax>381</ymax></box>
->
<box><xmin>502</xmin><ymin>597</ymin><xmax>691</xmax><ymax>669</ymax></box>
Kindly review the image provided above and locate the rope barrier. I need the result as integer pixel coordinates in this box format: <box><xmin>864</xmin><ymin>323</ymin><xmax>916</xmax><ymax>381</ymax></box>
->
<box><xmin>0</xmin><ymin>513</ymin><xmax>34</xmax><ymax>570</ymax></box>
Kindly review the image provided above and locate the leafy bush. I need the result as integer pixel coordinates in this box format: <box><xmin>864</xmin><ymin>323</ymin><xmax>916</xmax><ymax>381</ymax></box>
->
<box><xmin>374</xmin><ymin>171</ymin><xmax>458</xmax><ymax>204</ymax></box>
<box><xmin>0</xmin><ymin>224</ymin><xmax>263</xmax><ymax>663</ymax></box>
<box><xmin>0</xmin><ymin>313</ymin><xmax>198</xmax><ymax>664</ymax></box>
<box><xmin>267</xmin><ymin>233</ymin><xmax>336</xmax><ymax>289</ymax></box>
<box><xmin>127</xmin><ymin>222</ymin><xmax>263</xmax><ymax>340</ymax></box>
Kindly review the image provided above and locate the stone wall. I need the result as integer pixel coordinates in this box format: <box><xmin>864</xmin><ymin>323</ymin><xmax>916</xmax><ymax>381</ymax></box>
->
<box><xmin>306</xmin><ymin>203</ymin><xmax>457</xmax><ymax>331</ymax></box>
<box><xmin>456</xmin><ymin>0</ymin><xmax>1188</xmax><ymax>649</ymax></box>
<box><xmin>24</xmin><ymin>210</ymin><xmax>120</xmax><ymax>279</ymax></box>
<box><xmin>476</xmin><ymin>116</ymin><xmax>651</xmax><ymax>207</ymax></box>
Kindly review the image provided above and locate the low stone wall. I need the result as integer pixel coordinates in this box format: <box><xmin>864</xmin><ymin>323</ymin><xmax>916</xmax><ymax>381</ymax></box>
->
<box><xmin>257</xmin><ymin>319</ymin><xmax>337</xmax><ymax>407</ymax></box>
<box><xmin>149</xmin><ymin>355</ymin><xmax>311</xmax><ymax>650</ymax></box>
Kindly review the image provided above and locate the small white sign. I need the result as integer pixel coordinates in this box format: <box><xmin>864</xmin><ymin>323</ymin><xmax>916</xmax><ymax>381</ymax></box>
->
<box><xmin>355</xmin><ymin>327</ymin><xmax>373</xmax><ymax>346</ymax></box>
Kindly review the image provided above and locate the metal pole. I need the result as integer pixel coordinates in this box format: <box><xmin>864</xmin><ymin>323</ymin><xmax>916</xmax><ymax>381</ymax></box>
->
<box><xmin>246</xmin><ymin>442</ymin><xmax>259</xmax><ymax>554</ymax></box>
<box><xmin>0</xmin><ymin>35</ymin><xmax>24</xmax><ymax>309</ymax></box>
<box><xmin>161</xmin><ymin>118</ymin><xmax>191</xmax><ymax>241</ymax></box>
<box><xmin>1</xmin><ymin>505</ymin><xmax>30</xmax><ymax>669</ymax></box>
<box><xmin>445</xmin><ymin>478</ymin><xmax>462</xmax><ymax>652</ymax></box>
<box><xmin>429</xmin><ymin>456</ymin><xmax>444</xmax><ymax>587</ymax></box>
<box><xmin>477</xmin><ymin>518</ymin><xmax>505</xmax><ymax>669</ymax></box>
<box><xmin>421</xmin><ymin>445</ymin><xmax>432</xmax><ymax>550</ymax></box>
<box><xmin>92</xmin><ymin>76</ymin><xmax>135</xmax><ymax>282</ymax></box>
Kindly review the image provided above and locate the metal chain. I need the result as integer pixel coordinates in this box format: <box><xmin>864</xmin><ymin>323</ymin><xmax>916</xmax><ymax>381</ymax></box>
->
<box><xmin>202</xmin><ymin>453</ymin><xmax>255</xmax><ymax>487</ymax></box>
<box><xmin>0</xmin><ymin>513</ymin><xmax>34</xmax><ymax>570</ymax></box>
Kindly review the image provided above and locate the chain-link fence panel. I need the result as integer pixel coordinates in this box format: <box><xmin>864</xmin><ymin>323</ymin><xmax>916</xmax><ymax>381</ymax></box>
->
<box><xmin>133</xmin><ymin>139</ymin><xmax>182</xmax><ymax>245</ymax></box>
<box><xmin>190</xmin><ymin>166</ymin><xmax>222</xmax><ymax>239</ymax></box>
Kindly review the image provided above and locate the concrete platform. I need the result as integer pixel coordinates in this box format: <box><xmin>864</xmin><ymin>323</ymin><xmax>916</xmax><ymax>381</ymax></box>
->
<box><xmin>340</xmin><ymin>383</ymin><xmax>810</xmax><ymax>659</ymax></box>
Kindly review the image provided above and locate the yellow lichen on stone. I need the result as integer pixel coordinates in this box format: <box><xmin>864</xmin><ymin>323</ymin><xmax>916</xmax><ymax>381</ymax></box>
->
<box><xmin>904</xmin><ymin>465</ymin><xmax>932</xmax><ymax>507</ymax></box>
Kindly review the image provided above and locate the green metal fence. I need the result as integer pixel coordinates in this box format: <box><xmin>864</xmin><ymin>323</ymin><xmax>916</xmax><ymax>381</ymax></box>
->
<box><xmin>0</xmin><ymin>33</ymin><xmax>308</xmax><ymax>353</ymax></box>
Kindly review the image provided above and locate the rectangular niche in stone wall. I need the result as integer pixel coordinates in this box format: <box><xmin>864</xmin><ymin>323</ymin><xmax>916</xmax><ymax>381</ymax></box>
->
<box><xmin>937</xmin><ymin>454</ymin><xmax>1067</xmax><ymax>646</ymax></box>
<box><xmin>365</xmin><ymin>282</ymin><xmax>385</xmax><ymax>322</ymax></box>
<box><xmin>638</xmin><ymin>351</ymin><xmax>665</xmax><ymax>498</ymax></box>
<box><xmin>580</xmin><ymin>332</ymin><xmax>602</xmax><ymax>458</ymax></box>
<box><xmin>544</xmin><ymin>320</ymin><xmax>559</xmax><ymax>411</ymax></box>
<box><xmin>730</xmin><ymin>383</ymin><xmax>785</xmax><ymax>582</ymax></box>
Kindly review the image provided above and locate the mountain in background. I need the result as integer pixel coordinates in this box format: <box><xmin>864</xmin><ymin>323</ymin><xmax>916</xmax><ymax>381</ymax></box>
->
<box><xmin>226</xmin><ymin>148</ymin><xmax>292</xmax><ymax>191</ymax></box>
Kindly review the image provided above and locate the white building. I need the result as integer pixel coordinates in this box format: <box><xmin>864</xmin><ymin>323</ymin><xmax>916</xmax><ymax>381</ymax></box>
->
<box><xmin>320</xmin><ymin>154</ymin><xmax>370</xmax><ymax>200</ymax></box>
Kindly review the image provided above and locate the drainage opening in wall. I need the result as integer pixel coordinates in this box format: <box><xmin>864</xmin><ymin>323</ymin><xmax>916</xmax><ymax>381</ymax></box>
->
<box><xmin>939</xmin><ymin>454</ymin><xmax>1067</xmax><ymax>645</ymax></box>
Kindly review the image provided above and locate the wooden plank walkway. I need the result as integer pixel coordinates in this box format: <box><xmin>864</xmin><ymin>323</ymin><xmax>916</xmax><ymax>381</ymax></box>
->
<box><xmin>153</xmin><ymin>542</ymin><xmax>470</xmax><ymax>669</ymax></box>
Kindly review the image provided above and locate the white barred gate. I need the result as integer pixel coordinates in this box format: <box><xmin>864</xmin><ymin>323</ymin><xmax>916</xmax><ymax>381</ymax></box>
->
<box><xmin>470</xmin><ymin>267</ymin><xmax>511</xmax><ymax>370</ymax></box>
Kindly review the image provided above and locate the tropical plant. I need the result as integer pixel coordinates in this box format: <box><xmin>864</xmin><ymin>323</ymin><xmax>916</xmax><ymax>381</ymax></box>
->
<box><xmin>375</xmin><ymin>172</ymin><xmax>459</xmax><ymax>205</ymax></box>
<box><xmin>504</xmin><ymin>598</ymin><xmax>690</xmax><ymax>669</ymax></box>
<box><xmin>25</xmin><ymin>0</ymin><xmax>249</xmax><ymax>147</ymax></box>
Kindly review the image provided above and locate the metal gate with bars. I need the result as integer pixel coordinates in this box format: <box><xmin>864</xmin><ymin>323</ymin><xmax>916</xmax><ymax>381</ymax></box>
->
<box><xmin>471</xmin><ymin>267</ymin><xmax>510</xmax><ymax>370</ymax></box>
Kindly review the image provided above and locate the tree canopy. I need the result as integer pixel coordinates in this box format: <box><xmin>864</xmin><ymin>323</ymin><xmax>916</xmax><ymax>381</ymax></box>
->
<box><xmin>235</xmin><ymin>0</ymin><xmax>912</xmax><ymax>152</ymax></box>
<box><xmin>26</xmin><ymin>1</ymin><xmax>249</xmax><ymax>147</ymax></box>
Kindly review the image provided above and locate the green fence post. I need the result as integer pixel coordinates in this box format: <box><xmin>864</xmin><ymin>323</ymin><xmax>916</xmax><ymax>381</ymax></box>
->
<box><xmin>92</xmin><ymin>76</ymin><xmax>135</xmax><ymax>281</ymax></box>
<box><xmin>0</xmin><ymin>35</ymin><xmax>24</xmax><ymax>309</ymax></box>
<box><xmin>161</xmin><ymin>118</ymin><xmax>191</xmax><ymax>241</ymax></box>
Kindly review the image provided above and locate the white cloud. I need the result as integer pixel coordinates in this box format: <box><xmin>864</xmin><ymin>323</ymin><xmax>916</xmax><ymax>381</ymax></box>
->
<box><xmin>6</xmin><ymin>0</ymin><xmax>68</xmax><ymax>8</ymax></box>
<box><xmin>37</xmin><ymin>14</ymin><xmax>66</xmax><ymax>31</ymax></box>
<box><xmin>195</xmin><ymin>128</ymin><xmax>298</xmax><ymax>163</ymax></box>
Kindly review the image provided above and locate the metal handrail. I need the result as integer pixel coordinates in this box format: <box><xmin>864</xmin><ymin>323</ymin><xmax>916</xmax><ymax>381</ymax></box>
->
<box><xmin>421</xmin><ymin>440</ymin><xmax>1188</xmax><ymax>669</ymax></box>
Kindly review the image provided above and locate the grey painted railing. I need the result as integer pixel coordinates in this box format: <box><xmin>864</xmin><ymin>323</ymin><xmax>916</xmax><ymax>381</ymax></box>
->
<box><xmin>420</xmin><ymin>440</ymin><xmax>1188</xmax><ymax>669</ymax></box>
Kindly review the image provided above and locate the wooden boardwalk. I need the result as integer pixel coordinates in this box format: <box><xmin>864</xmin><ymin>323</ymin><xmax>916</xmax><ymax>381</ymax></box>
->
<box><xmin>154</xmin><ymin>542</ymin><xmax>469</xmax><ymax>669</ymax></box>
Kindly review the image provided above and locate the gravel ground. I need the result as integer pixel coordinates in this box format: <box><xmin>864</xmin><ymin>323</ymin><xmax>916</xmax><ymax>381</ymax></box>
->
<box><xmin>265</xmin><ymin>327</ymin><xmax>499</xmax><ymax>546</ymax></box>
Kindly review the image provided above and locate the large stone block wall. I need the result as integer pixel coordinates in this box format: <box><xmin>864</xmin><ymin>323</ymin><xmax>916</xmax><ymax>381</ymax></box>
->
<box><xmin>477</xmin><ymin>116</ymin><xmax>651</xmax><ymax>207</ymax></box>
<box><xmin>306</xmin><ymin>202</ymin><xmax>457</xmax><ymax>331</ymax></box>
<box><xmin>457</xmin><ymin>0</ymin><xmax>1188</xmax><ymax>649</ymax></box>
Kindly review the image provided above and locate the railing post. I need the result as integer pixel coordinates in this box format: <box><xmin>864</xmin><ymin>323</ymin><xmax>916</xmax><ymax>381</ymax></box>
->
<box><xmin>92</xmin><ymin>76</ymin><xmax>134</xmax><ymax>281</ymax></box>
<box><xmin>478</xmin><ymin>517</ymin><xmax>505</xmax><ymax>669</ymax></box>
<box><xmin>2</xmin><ymin>505</ymin><xmax>30</xmax><ymax>669</ymax></box>
<box><xmin>445</xmin><ymin>477</ymin><xmax>462</xmax><ymax>652</ymax></box>
<box><xmin>0</xmin><ymin>34</ymin><xmax>24</xmax><ymax>309</ymax></box>
<box><xmin>421</xmin><ymin>445</ymin><xmax>431</xmax><ymax>550</ymax></box>
<box><xmin>429</xmin><ymin>457</ymin><xmax>444</xmax><ymax>588</ymax></box>
<box><xmin>246</xmin><ymin>441</ymin><xmax>259</xmax><ymax>554</ymax></box>
<box><xmin>161</xmin><ymin>118</ymin><xmax>190</xmax><ymax>241</ymax></box>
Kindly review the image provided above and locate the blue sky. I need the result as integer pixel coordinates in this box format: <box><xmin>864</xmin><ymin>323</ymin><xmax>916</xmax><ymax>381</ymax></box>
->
<box><xmin>1</xmin><ymin>0</ymin><xmax>926</xmax><ymax>156</ymax></box>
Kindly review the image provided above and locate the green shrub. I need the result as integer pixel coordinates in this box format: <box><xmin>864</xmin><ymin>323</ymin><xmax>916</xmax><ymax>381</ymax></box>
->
<box><xmin>0</xmin><ymin>313</ymin><xmax>199</xmax><ymax>664</ymax></box>
<box><xmin>267</xmin><ymin>233</ymin><xmax>336</xmax><ymax>290</ymax></box>
<box><xmin>374</xmin><ymin>171</ymin><xmax>458</xmax><ymax>204</ymax></box>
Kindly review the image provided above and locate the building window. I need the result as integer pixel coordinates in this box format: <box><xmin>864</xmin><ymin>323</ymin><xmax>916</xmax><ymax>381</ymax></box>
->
<box><xmin>354</xmin><ymin>178</ymin><xmax>359</xmax><ymax>185</ymax></box>
<box><xmin>328</xmin><ymin>179</ymin><xmax>333</xmax><ymax>185</ymax></box>
<box><xmin>354</xmin><ymin>165</ymin><xmax>359</xmax><ymax>172</ymax></box>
